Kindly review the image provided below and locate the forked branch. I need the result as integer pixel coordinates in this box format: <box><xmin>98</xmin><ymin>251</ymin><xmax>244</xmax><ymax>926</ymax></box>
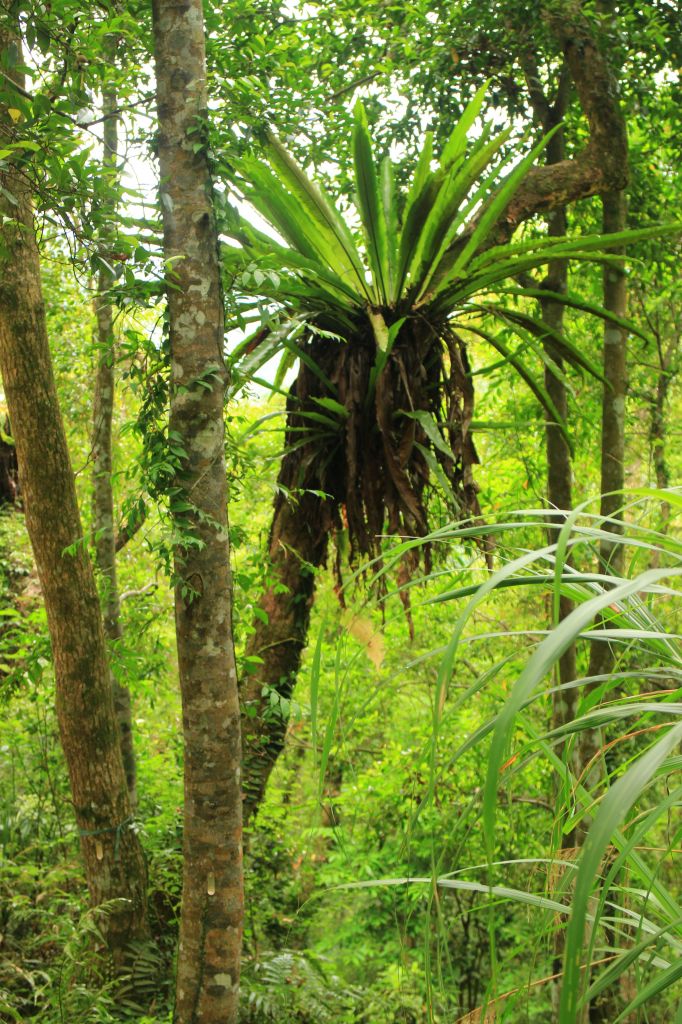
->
<box><xmin>501</xmin><ymin>7</ymin><xmax>628</xmax><ymax>234</ymax></box>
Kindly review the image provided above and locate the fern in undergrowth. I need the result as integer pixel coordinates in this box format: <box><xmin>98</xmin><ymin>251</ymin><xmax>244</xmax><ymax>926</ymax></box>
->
<box><xmin>240</xmin><ymin>948</ymin><xmax>359</xmax><ymax>1022</ymax></box>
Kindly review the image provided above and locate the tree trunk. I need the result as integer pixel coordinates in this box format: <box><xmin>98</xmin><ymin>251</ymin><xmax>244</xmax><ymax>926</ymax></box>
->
<box><xmin>520</xmin><ymin>65</ymin><xmax>581</xmax><ymax>1019</ymax></box>
<box><xmin>92</xmin><ymin>49</ymin><xmax>137</xmax><ymax>807</ymax></box>
<box><xmin>542</xmin><ymin>217</ymin><xmax>579</xmax><ymax>775</ymax></box>
<box><xmin>521</xmin><ymin>70</ymin><xmax>581</xmax><ymax>819</ymax></box>
<box><xmin>500</xmin><ymin>7</ymin><xmax>628</xmax><ymax>241</ymax></box>
<box><xmin>241</xmin><ymin>489</ymin><xmax>328</xmax><ymax>825</ymax></box>
<box><xmin>579</xmin><ymin>189</ymin><xmax>628</xmax><ymax>786</ymax></box>
<box><xmin>151</xmin><ymin>2</ymin><xmax>243</xmax><ymax>1021</ymax></box>
<box><xmin>576</xmin><ymin>189</ymin><xmax>628</xmax><ymax>1024</ymax></box>
<box><xmin>0</xmin><ymin>418</ymin><xmax>18</xmax><ymax>504</ymax></box>
<box><xmin>649</xmin><ymin>360</ymin><xmax>671</xmax><ymax>549</ymax></box>
<box><xmin>0</xmin><ymin>21</ymin><xmax>149</xmax><ymax>968</ymax></box>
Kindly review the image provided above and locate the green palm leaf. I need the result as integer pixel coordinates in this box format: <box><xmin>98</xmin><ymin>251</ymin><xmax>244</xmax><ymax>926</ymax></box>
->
<box><xmin>497</xmin><ymin>285</ymin><xmax>654</xmax><ymax>343</ymax></box>
<box><xmin>412</xmin><ymin>125</ymin><xmax>516</xmax><ymax>302</ymax></box>
<box><xmin>471</xmin><ymin>302</ymin><xmax>605</xmax><ymax>380</ymax></box>
<box><xmin>440</xmin><ymin>78</ymin><xmax>491</xmax><ymax>168</ymax></box>
<box><xmin>432</xmin><ymin>124</ymin><xmax>562</xmax><ymax>293</ymax></box>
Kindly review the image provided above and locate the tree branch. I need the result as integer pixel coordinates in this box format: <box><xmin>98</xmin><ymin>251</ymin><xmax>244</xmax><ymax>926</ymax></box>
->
<box><xmin>114</xmin><ymin>504</ymin><xmax>147</xmax><ymax>552</ymax></box>
<box><xmin>500</xmin><ymin>8</ymin><xmax>628</xmax><ymax>235</ymax></box>
<box><xmin>119</xmin><ymin>582</ymin><xmax>157</xmax><ymax>602</ymax></box>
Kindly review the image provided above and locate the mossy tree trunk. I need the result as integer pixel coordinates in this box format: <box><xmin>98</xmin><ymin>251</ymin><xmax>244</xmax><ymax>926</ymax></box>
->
<box><xmin>541</xmin><ymin>212</ymin><xmax>580</xmax><ymax>775</ymax></box>
<box><xmin>521</xmin><ymin>56</ymin><xmax>581</xmax><ymax>1022</ymax></box>
<box><xmin>0</xmin><ymin>18</ymin><xmax>149</xmax><ymax>969</ymax></box>
<box><xmin>577</xmin><ymin>189</ymin><xmax>628</xmax><ymax>1024</ymax></box>
<box><xmin>151</xmin><ymin>1</ymin><xmax>243</xmax><ymax>1020</ymax></box>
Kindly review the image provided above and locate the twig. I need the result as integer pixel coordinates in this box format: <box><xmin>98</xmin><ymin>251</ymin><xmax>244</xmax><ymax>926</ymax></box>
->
<box><xmin>119</xmin><ymin>582</ymin><xmax>157</xmax><ymax>602</ymax></box>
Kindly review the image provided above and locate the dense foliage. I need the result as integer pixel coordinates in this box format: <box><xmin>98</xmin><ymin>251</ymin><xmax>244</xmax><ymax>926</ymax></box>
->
<box><xmin>0</xmin><ymin>0</ymin><xmax>680</xmax><ymax>1022</ymax></box>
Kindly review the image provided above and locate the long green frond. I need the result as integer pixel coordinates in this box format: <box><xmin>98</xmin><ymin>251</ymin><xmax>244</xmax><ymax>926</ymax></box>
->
<box><xmin>262</xmin><ymin>128</ymin><xmax>370</xmax><ymax>298</ymax></box>
<box><xmin>353</xmin><ymin>101</ymin><xmax>388</xmax><ymax>304</ymax></box>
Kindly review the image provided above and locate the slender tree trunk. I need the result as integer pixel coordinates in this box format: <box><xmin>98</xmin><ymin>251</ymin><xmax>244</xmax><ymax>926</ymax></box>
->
<box><xmin>92</xmin><ymin>52</ymin><xmax>137</xmax><ymax>807</ymax></box>
<box><xmin>520</xmin><ymin>46</ymin><xmax>580</xmax><ymax>807</ymax></box>
<box><xmin>576</xmin><ymin>189</ymin><xmax>628</xmax><ymax>1024</ymax></box>
<box><xmin>649</xmin><ymin>365</ymin><xmax>671</xmax><ymax>549</ymax></box>
<box><xmin>0</xmin><ymin>21</ymin><xmax>149</xmax><ymax>967</ymax></box>
<box><xmin>151</xmin><ymin>2</ymin><xmax>243</xmax><ymax>1020</ymax></box>
<box><xmin>579</xmin><ymin>189</ymin><xmax>628</xmax><ymax>785</ymax></box>
<box><xmin>531</xmin><ymin>102</ymin><xmax>581</xmax><ymax>809</ymax></box>
<box><xmin>541</xmin><ymin>212</ymin><xmax>579</xmax><ymax>773</ymax></box>
<box><xmin>520</xmin><ymin>67</ymin><xmax>581</xmax><ymax>1019</ymax></box>
<box><xmin>540</xmin><ymin>205</ymin><xmax>583</xmax><ymax>1023</ymax></box>
<box><xmin>241</xmin><ymin>490</ymin><xmax>328</xmax><ymax>825</ymax></box>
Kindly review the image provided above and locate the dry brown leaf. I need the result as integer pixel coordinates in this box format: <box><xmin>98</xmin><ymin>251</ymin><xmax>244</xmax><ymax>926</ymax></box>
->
<box><xmin>343</xmin><ymin>612</ymin><xmax>385</xmax><ymax>669</ymax></box>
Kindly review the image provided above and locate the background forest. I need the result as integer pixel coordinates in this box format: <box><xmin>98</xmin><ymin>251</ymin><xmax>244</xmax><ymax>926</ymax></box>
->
<box><xmin>0</xmin><ymin>1</ymin><xmax>680</xmax><ymax>1023</ymax></box>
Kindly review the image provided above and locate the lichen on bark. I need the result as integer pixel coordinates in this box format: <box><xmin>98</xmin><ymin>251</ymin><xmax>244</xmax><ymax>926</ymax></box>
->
<box><xmin>151</xmin><ymin>1</ymin><xmax>243</xmax><ymax>1020</ymax></box>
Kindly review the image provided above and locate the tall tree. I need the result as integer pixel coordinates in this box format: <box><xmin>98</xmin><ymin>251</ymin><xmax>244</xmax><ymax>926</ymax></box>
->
<box><xmin>578</xmin><ymin>191</ymin><xmax>628</xmax><ymax>791</ymax></box>
<box><xmin>0</xmin><ymin>15</ymin><xmax>149</xmax><ymax>969</ymax></box>
<box><xmin>520</xmin><ymin>53</ymin><xmax>580</xmax><ymax>796</ymax></box>
<box><xmin>150</xmin><ymin>1</ymin><xmax>243</xmax><ymax>1020</ymax></box>
<box><xmin>91</xmin><ymin>24</ymin><xmax>138</xmax><ymax>806</ymax></box>
<box><xmin>519</xmin><ymin>54</ymin><xmax>580</xmax><ymax>1022</ymax></box>
<box><xmin>576</xmin><ymin>0</ymin><xmax>629</xmax><ymax>809</ymax></box>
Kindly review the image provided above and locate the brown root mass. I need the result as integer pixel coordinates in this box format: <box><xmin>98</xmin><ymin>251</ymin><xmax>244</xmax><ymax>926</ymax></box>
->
<box><xmin>276</xmin><ymin>315</ymin><xmax>482</xmax><ymax>566</ymax></box>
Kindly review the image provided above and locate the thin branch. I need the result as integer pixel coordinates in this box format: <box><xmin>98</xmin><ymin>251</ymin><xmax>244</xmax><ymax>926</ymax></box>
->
<box><xmin>119</xmin><ymin>582</ymin><xmax>157</xmax><ymax>602</ymax></box>
<box><xmin>114</xmin><ymin>505</ymin><xmax>147</xmax><ymax>552</ymax></box>
<box><xmin>0</xmin><ymin>66</ymin><xmax>32</xmax><ymax>99</ymax></box>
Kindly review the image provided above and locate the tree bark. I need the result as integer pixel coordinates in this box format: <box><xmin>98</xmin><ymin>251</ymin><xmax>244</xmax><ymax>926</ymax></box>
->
<box><xmin>541</xmin><ymin>217</ymin><xmax>584</xmax><ymax>1023</ymax></box>
<box><xmin>494</xmin><ymin>7</ymin><xmax>629</xmax><ymax>242</ymax></box>
<box><xmin>0</xmin><ymin>20</ymin><xmax>149</xmax><ymax>968</ymax></box>
<box><xmin>520</xmin><ymin>58</ymin><xmax>580</xmax><ymax>1021</ymax></box>
<box><xmin>241</xmin><ymin>489</ymin><xmax>328</xmax><ymax>825</ymax></box>
<box><xmin>650</xmin><ymin>372</ymin><xmax>670</xmax><ymax>507</ymax></box>
<box><xmin>648</xmin><ymin>330</ymin><xmax>675</xmax><ymax>552</ymax></box>
<box><xmin>574</xmin><ymin>189</ymin><xmax>628</xmax><ymax>1024</ymax></box>
<box><xmin>541</xmin><ymin>213</ymin><xmax>579</xmax><ymax>783</ymax></box>
<box><xmin>520</xmin><ymin>57</ymin><xmax>580</xmax><ymax>806</ymax></box>
<box><xmin>92</xmin><ymin>43</ymin><xmax>137</xmax><ymax>808</ymax></box>
<box><xmin>579</xmin><ymin>189</ymin><xmax>628</xmax><ymax>783</ymax></box>
<box><xmin>151</xmin><ymin>2</ymin><xmax>243</xmax><ymax>1021</ymax></box>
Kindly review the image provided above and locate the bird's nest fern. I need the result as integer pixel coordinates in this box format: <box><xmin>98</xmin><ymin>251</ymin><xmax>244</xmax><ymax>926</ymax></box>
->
<box><xmin>222</xmin><ymin>84</ymin><xmax>666</xmax><ymax>573</ymax></box>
